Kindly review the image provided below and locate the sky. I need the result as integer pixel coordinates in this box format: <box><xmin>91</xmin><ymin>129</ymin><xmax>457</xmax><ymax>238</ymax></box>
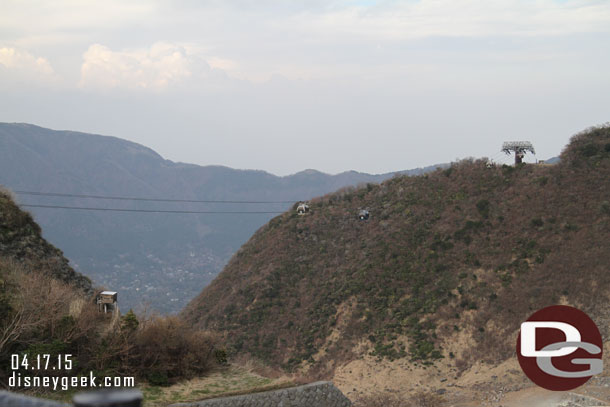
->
<box><xmin>1</xmin><ymin>0</ymin><xmax>609</xmax><ymax>175</ymax></box>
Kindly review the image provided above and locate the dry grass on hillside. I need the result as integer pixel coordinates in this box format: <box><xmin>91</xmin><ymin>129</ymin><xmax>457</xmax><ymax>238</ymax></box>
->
<box><xmin>1</xmin><ymin>191</ymin><xmax>225</xmax><ymax>389</ymax></box>
<box><xmin>183</xmin><ymin>124</ymin><xmax>610</xmax><ymax>379</ymax></box>
<box><xmin>140</xmin><ymin>364</ymin><xmax>294</xmax><ymax>407</ymax></box>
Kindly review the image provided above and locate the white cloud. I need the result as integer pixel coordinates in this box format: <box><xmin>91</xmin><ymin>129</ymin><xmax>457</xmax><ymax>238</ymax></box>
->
<box><xmin>0</xmin><ymin>47</ymin><xmax>54</xmax><ymax>74</ymax></box>
<box><xmin>79</xmin><ymin>42</ymin><xmax>213</xmax><ymax>91</ymax></box>
<box><xmin>207</xmin><ymin>56</ymin><xmax>238</xmax><ymax>72</ymax></box>
<box><xmin>4</xmin><ymin>1</ymin><xmax>610</xmax><ymax>84</ymax></box>
<box><xmin>0</xmin><ymin>47</ymin><xmax>58</xmax><ymax>85</ymax></box>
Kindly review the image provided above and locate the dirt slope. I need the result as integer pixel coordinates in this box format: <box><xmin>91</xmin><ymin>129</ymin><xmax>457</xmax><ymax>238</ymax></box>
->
<box><xmin>184</xmin><ymin>125</ymin><xmax>610</xmax><ymax>384</ymax></box>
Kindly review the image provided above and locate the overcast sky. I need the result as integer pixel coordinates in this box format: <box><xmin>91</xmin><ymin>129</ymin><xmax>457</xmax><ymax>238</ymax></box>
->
<box><xmin>1</xmin><ymin>0</ymin><xmax>609</xmax><ymax>175</ymax></box>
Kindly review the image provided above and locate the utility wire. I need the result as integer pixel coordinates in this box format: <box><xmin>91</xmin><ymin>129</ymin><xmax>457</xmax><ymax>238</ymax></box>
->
<box><xmin>14</xmin><ymin>190</ymin><xmax>297</xmax><ymax>204</ymax></box>
<box><xmin>20</xmin><ymin>204</ymin><xmax>284</xmax><ymax>214</ymax></box>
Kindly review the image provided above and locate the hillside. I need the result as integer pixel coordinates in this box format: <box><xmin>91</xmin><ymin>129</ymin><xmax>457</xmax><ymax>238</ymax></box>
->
<box><xmin>0</xmin><ymin>189</ymin><xmax>91</xmax><ymax>293</ymax></box>
<box><xmin>183</xmin><ymin>125</ymin><xmax>610</xmax><ymax>380</ymax></box>
<box><xmin>1</xmin><ymin>188</ymin><xmax>94</xmax><ymax>384</ymax></box>
<box><xmin>1</xmin><ymin>190</ymin><xmax>225</xmax><ymax>393</ymax></box>
<box><xmin>0</xmin><ymin>123</ymin><xmax>445</xmax><ymax>313</ymax></box>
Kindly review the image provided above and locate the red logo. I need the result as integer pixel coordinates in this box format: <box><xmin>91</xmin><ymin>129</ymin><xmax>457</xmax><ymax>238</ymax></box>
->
<box><xmin>516</xmin><ymin>305</ymin><xmax>603</xmax><ymax>391</ymax></box>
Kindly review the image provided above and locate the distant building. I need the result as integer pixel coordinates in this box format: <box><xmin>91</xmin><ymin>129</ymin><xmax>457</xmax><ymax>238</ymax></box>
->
<box><xmin>97</xmin><ymin>291</ymin><xmax>118</xmax><ymax>314</ymax></box>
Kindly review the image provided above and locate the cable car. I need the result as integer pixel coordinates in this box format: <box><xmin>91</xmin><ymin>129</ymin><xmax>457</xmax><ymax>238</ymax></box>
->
<box><xmin>358</xmin><ymin>209</ymin><xmax>369</xmax><ymax>221</ymax></box>
<box><xmin>297</xmin><ymin>202</ymin><xmax>309</xmax><ymax>215</ymax></box>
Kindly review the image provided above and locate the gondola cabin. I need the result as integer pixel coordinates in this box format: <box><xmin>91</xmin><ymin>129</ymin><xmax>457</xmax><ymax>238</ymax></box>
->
<box><xmin>358</xmin><ymin>209</ymin><xmax>370</xmax><ymax>221</ymax></box>
<box><xmin>297</xmin><ymin>203</ymin><xmax>310</xmax><ymax>215</ymax></box>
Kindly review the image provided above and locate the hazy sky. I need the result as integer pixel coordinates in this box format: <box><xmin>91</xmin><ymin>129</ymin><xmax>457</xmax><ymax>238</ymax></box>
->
<box><xmin>1</xmin><ymin>0</ymin><xmax>609</xmax><ymax>175</ymax></box>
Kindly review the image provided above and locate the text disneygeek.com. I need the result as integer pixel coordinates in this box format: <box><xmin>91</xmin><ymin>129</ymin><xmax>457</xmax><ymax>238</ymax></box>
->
<box><xmin>9</xmin><ymin>354</ymin><xmax>135</xmax><ymax>391</ymax></box>
<box><xmin>8</xmin><ymin>371</ymin><xmax>135</xmax><ymax>391</ymax></box>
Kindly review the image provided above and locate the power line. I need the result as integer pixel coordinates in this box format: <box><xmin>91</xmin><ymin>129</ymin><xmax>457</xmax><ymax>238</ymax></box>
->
<box><xmin>20</xmin><ymin>204</ymin><xmax>284</xmax><ymax>214</ymax></box>
<box><xmin>14</xmin><ymin>190</ymin><xmax>297</xmax><ymax>204</ymax></box>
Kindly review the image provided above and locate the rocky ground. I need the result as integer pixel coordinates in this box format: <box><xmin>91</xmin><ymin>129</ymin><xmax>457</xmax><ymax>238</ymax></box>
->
<box><xmin>333</xmin><ymin>341</ymin><xmax>610</xmax><ymax>407</ymax></box>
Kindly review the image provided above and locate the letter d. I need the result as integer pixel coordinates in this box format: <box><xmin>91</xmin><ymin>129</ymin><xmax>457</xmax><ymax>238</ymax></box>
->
<box><xmin>9</xmin><ymin>371</ymin><xmax>15</xmax><ymax>387</ymax></box>
<box><xmin>521</xmin><ymin>321</ymin><xmax>581</xmax><ymax>357</ymax></box>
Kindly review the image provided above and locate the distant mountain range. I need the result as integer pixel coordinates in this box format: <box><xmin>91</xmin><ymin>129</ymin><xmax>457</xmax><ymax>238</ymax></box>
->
<box><xmin>0</xmin><ymin>123</ymin><xmax>447</xmax><ymax>312</ymax></box>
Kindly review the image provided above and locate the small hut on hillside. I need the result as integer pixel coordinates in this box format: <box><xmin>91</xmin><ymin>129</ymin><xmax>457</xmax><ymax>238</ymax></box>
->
<box><xmin>97</xmin><ymin>291</ymin><xmax>118</xmax><ymax>314</ymax></box>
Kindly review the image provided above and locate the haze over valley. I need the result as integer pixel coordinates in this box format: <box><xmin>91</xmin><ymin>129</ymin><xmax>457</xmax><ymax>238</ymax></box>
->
<box><xmin>0</xmin><ymin>122</ymin><xmax>445</xmax><ymax>312</ymax></box>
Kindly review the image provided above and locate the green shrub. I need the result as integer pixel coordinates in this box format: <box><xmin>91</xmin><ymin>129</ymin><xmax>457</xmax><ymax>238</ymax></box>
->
<box><xmin>146</xmin><ymin>370</ymin><xmax>169</xmax><ymax>386</ymax></box>
<box><xmin>476</xmin><ymin>199</ymin><xmax>490</xmax><ymax>218</ymax></box>
<box><xmin>581</xmin><ymin>143</ymin><xmax>599</xmax><ymax>157</ymax></box>
<box><xmin>121</xmin><ymin>309</ymin><xmax>139</xmax><ymax>332</ymax></box>
<box><xmin>214</xmin><ymin>348</ymin><xmax>228</xmax><ymax>365</ymax></box>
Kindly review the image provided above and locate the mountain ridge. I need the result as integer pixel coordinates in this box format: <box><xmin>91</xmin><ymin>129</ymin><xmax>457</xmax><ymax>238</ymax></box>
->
<box><xmin>0</xmin><ymin>187</ymin><xmax>92</xmax><ymax>293</ymax></box>
<box><xmin>183</xmin><ymin>124</ymin><xmax>609</xmax><ymax>379</ymax></box>
<box><xmin>0</xmin><ymin>122</ymin><xmax>446</xmax><ymax>313</ymax></box>
<box><xmin>2</xmin><ymin>123</ymin><xmax>437</xmax><ymax>179</ymax></box>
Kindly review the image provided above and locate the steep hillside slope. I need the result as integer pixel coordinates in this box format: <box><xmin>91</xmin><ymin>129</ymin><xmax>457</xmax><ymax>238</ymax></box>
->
<box><xmin>1</xmin><ymin>188</ymin><xmax>94</xmax><ymax>384</ymax></box>
<box><xmin>184</xmin><ymin>125</ymin><xmax>610</xmax><ymax>378</ymax></box>
<box><xmin>0</xmin><ymin>190</ymin><xmax>222</xmax><ymax>390</ymax></box>
<box><xmin>0</xmin><ymin>123</ymin><xmax>440</xmax><ymax>312</ymax></box>
<box><xmin>0</xmin><ymin>189</ymin><xmax>91</xmax><ymax>292</ymax></box>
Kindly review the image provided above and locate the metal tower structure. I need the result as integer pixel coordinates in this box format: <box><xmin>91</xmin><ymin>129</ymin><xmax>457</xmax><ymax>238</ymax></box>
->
<box><xmin>502</xmin><ymin>141</ymin><xmax>535</xmax><ymax>164</ymax></box>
